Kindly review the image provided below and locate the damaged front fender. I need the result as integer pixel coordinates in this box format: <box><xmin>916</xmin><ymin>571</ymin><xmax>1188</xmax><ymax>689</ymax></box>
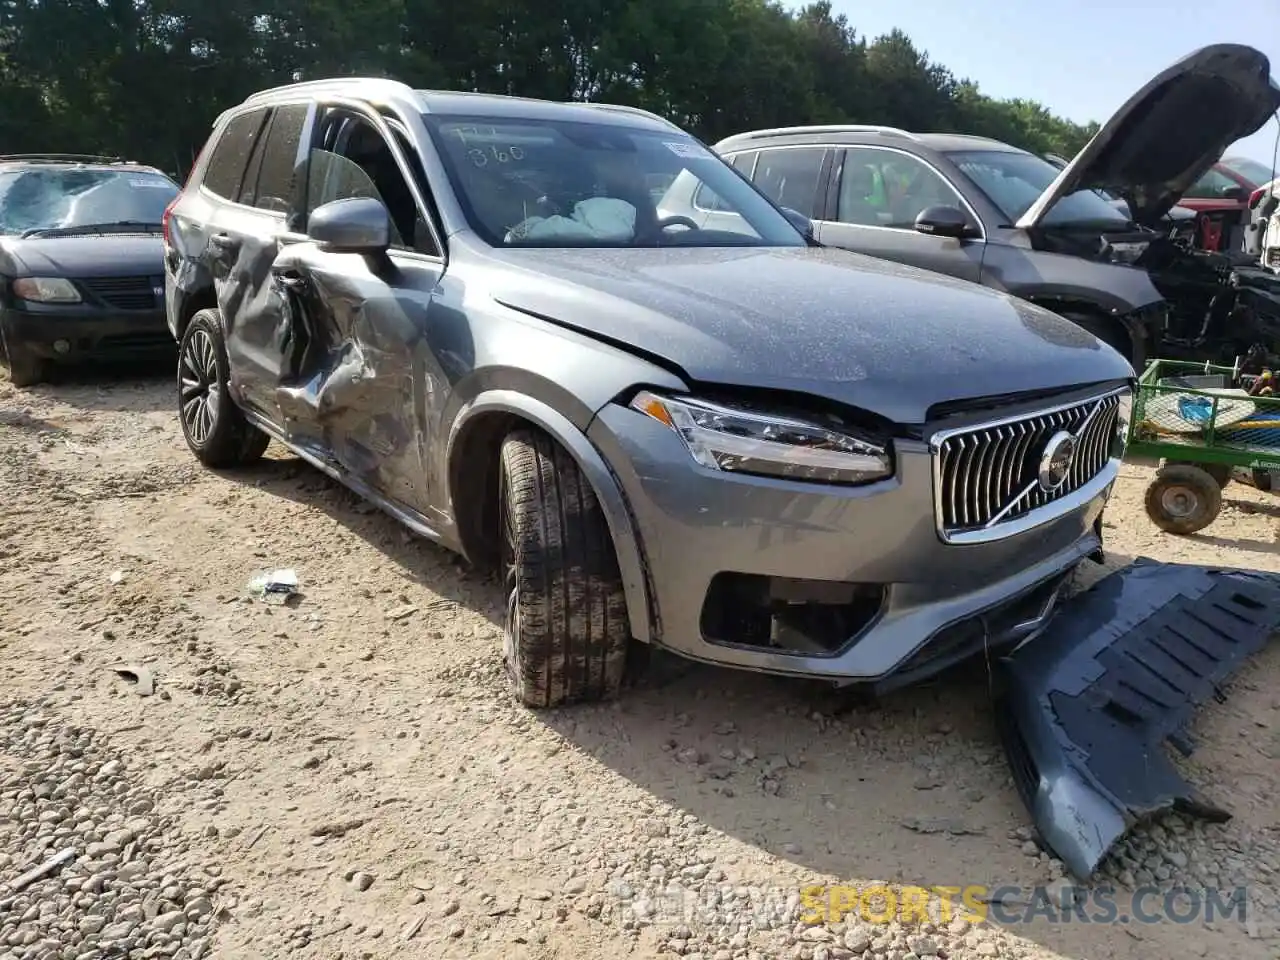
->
<box><xmin>446</xmin><ymin>391</ymin><xmax>656</xmax><ymax>644</ymax></box>
<box><xmin>997</xmin><ymin>558</ymin><xmax>1280</xmax><ymax>880</ymax></box>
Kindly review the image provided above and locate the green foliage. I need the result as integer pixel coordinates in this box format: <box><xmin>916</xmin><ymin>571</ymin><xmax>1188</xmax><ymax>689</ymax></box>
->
<box><xmin>0</xmin><ymin>0</ymin><xmax>1097</xmax><ymax>176</ymax></box>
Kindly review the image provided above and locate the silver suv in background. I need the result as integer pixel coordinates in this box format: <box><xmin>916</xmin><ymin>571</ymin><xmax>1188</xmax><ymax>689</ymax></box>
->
<box><xmin>676</xmin><ymin>44</ymin><xmax>1280</xmax><ymax>370</ymax></box>
<box><xmin>163</xmin><ymin>77</ymin><xmax>1133</xmax><ymax>708</ymax></box>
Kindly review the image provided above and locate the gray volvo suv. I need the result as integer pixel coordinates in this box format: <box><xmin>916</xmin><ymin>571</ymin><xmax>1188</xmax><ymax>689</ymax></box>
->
<box><xmin>163</xmin><ymin>78</ymin><xmax>1133</xmax><ymax>708</ymax></box>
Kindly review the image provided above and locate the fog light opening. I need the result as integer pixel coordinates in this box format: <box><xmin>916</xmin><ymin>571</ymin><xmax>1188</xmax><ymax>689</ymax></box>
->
<box><xmin>53</xmin><ymin>339</ymin><xmax>71</xmax><ymax>355</ymax></box>
<box><xmin>699</xmin><ymin>573</ymin><xmax>884</xmax><ymax>655</ymax></box>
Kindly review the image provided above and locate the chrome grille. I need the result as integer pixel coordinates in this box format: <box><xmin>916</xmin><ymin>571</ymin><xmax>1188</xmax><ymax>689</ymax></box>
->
<box><xmin>79</xmin><ymin>275</ymin><xmax>159</xmax><ymax>311</ymax></box>
<box><xmin>934</xmin><ymin>391</ymin><xmax>1122</xmax><ymax>540</ymax></box>
<box><xmin>1266</xmin><ymin>248</ymin><xmax>1280</xmax><ymax>270</ymax></box>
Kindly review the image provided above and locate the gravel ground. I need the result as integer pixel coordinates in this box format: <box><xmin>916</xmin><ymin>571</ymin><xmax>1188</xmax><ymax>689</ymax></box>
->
<box><xmin>1</xmin><ymin>366</ymin><xmax>1278</xmax><ymax>960</ymax></box>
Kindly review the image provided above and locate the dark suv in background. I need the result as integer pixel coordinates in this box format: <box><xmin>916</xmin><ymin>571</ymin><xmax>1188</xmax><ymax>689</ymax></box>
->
<box><xmin>0</xmin><ymin>155</ymin><xmax>180</xmax><ymax>385</ymax></box>
<box><xmin>674</xmin><ymin>44</ymin><xmax>1280</xmax><ymax>371</ymax></box>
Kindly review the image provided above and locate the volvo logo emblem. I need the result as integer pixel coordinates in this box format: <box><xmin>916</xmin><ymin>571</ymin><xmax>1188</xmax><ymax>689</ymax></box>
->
<box><xmin>1038</xmin><ymin>430</ymin><xmax>1078</xmax><ymax>492</ymax></box>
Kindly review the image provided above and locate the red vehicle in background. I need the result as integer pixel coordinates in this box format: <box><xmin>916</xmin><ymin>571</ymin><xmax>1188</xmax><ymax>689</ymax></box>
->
<box><xmin>1178</xmin><ymin>156</ymin><xmax>1276</xmax><ymax>251</ymax></box>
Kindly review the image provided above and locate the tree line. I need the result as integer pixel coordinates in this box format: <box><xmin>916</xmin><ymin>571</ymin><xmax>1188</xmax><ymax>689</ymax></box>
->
<box><xmin>0</xmin><ymin>0</ymin><xmax>1099</xmax><ymax>179</ymax></box>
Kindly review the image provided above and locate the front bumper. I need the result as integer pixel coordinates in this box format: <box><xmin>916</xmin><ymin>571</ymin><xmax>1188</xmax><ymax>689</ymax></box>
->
<box><xmin>998</xmin><ymin>559</ymin><xmax>1280</xmax><ymax>879</ymax></box>
<box><xmin>1</xmin><ymin>303</ymin><xmax>173</xmax><ymax>361</ymax></box>
<box><xmin>588</xmin><ymin>403</ymin><xmax>1115</xmax><ymax>686</ymax></box>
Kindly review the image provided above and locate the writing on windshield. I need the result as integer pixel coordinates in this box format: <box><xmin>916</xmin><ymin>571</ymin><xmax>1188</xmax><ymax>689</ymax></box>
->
<box><xmin>424</xmin><ymin>115</ymin><xmax>805</xmax><ymax>248</ymax></box>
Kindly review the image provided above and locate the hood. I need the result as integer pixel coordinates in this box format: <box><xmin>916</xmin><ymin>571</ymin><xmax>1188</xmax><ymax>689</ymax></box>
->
<box><xmin>475</xmin><ymin>244</ymin><xmax>1134</xmax><ymax>425</ymax></box>
<box><xmin>0</xmin><ymin>232</ymin><xmax>164</xmax><ymax>277</ymax></box>
<box><xmin>1018</xmin><ymin>44</ymin><xmax>1280</xmax><ymax>230</ymax></box>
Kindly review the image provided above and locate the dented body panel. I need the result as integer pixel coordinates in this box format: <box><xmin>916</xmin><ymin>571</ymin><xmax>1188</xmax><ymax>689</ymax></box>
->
<box><xmin>998</xmin><ymin>558</ymin><xmax>1280</xmax><ymax>880</ymax></box>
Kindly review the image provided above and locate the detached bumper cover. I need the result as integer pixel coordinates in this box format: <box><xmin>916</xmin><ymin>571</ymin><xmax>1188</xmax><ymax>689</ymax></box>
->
<box><xmin>997</xmin><ymin>558</ymin><xmax>1280</xmax><ymax>880</ymax></box>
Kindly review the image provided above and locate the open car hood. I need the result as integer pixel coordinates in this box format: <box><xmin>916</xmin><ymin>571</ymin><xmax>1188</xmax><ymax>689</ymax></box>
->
<box><xmin>1018</xmin><ymin>44</ymin><xmax>1280</xmax><ymax>230</ymax></box>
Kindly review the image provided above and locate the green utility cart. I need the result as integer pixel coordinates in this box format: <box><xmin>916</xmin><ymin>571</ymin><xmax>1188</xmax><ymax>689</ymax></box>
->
<box><xmin>1128</xmin><ymin>358</ymin><xmax>1280</xmax><ymax>535</ymax></box>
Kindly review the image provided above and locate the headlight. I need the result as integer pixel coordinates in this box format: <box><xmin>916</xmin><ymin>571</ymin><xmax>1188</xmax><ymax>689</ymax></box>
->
<box><xmin>629</xmin><ymin>390</ymin><xmax>892</xmax><ymax>485</ymax></box>
<box><xmin>12</xmin><ymin>277</ymin><xmax>80</xmax><ymax>303</ymax></box>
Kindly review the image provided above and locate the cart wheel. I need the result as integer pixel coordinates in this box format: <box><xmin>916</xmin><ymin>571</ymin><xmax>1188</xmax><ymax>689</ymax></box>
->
<box><xmin>1166</xmin><ymin>460</ymin><xmax>1230</xmax><ymax>488</ymax></box>
<box><xmin>1145</xmin><ymin>464</ymin><xmax>1222</xmax><ymax>535</ymax></box>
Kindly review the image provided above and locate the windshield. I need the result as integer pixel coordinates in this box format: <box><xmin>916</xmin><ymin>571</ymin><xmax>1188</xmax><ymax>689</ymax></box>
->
<box><xmin>948</xmin><ymin>149</ymin><xmax>1131</xmax><ymax>227</ymax></box>
<box><xmin>1221</xmin><ymin>157</ymin><xmax>1275</xmax><ymax>186</ymax></box>
<box><xmin>423</xmin><ymin>114</ymin><xmax>805</xmax><ymax>248</ymax></box>
<box><xmin>0</xmin><ymin>167</ymin><xmax>178</xmax><ymax>236</ymax></box>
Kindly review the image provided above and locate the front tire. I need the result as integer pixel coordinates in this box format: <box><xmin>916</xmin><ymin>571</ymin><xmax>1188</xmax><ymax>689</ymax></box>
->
<box><xmin>499</xmin><ymin>428</ymin><xmax>632</xmax><ymax>708</ymax></box>
<box><xmin>178</xmin><ymin>309</ymin><xmax>270</xmax><ymax>468</ymax></box>
<box><xmin>1144</xmin><ymin>464</ymin><xmax>1222</xmax><ymax>535</ymax></box>
<box><xmin>1</xmin><ymin>329</ymin><xmax>46</xmax><ymax>387</ymax></box>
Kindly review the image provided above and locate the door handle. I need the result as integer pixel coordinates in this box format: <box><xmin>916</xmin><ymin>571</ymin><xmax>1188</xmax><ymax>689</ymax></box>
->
<box><xmin>208</xmin><ymin>233</ymin><xmax>240</xmax><ymax>253</ymax></box>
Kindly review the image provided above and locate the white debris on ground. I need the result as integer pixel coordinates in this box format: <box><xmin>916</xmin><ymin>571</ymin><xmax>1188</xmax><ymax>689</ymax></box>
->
<box><xmin>1</xmin><ymin>373</ymin><xmax>1278</xmax><ymax>960</ymax></box>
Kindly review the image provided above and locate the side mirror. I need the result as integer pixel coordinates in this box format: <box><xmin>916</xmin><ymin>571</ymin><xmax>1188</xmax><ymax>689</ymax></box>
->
<box><xmin>309</xmin><ymin>196</ymin><xmax>391</xmax><ymax>253</ymax></box>
<box><xmin>1221</xmin><ymin>185</ymin><xmax>1247</xmax><ymax>202</ymax></box>
<box><xmin>780</xmin><ymin>206</ymin><xmax>815</xmax><ymax>238</ymax></box>
<box><xmin>914</xmin><ymin>204</ymin><xmax>970</xmax><ymax>239</ymax></box>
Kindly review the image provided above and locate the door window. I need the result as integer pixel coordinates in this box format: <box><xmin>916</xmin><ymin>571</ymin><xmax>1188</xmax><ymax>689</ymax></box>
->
<box><xmin>692</xmin><ymin>152</ymin><xmax>758</xmax><ymax>212</ymax></box>
<box><xmin>693</xmin><ymin>181</ymin><xmax>732</xmax><ymax>212</ymax></box>
<box><xmin>751</xmin><ymin>148</ymin><xmax>825</xmax><ymax>217</ymax></box>
<box><xmin>201</xmin><ymin>108</ymin><xmax>269</xmax><ymax>202</ymax></box>
<box><xmin>305</xmin><ymin>112</ymin><xmax>435</xmax><ymax>254</ymax></box>
<box><xmin>247</xmin><ymin>104</ymin><xmax>309</xmax><ymax>216</ymax></box>
<box><xmin>837</xmin><ymin>148</ymin><xmax>967</xmax><ymax>229</ymax></box>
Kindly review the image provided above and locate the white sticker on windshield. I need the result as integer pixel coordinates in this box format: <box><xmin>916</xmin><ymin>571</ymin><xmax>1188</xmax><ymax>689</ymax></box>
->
<box><xmin>664</xmin><ymin>141</ymin><xmax>709</xmax><ymax>159</ymax></box>
<box><xmin>130</xmin><ymin>178</ymin><xmax>173</xmax><ymax>188</ymax></box>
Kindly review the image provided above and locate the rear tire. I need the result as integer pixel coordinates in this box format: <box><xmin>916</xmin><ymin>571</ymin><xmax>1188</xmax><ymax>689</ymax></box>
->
<box><xmin>1144</xmin><ymin>464</ymin><xmax>1222</xmax><ymax>535</ymax></box>
<box><xmin>499</xmin><ymin>428</ymin><xmax>632</xmax><ymax>708</ymax></box>
<box><xmin>1</xmin><ymin>330</ymin><xmax>46</xmax><ymax>387</ymax></box>
<box><xmin>178</xmin><ymin>309</ymin><xmax>270</xmax><ymax>468</ymax></box>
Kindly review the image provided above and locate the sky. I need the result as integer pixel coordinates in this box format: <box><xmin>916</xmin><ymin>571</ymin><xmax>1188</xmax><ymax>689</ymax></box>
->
<box><xmin>817</xmin><ymin>0</ymin><xmax>1280</xmax><ymax>169</ymax></box>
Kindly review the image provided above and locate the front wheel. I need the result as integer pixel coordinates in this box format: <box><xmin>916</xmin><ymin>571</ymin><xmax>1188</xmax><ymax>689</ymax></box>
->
<box><xmin>178</xmin><ymin>309</ymin><xmax>270</xmax><ymax>468</ymax></box>
<box><xmin>499</xmin><ymin>428</ymin><xmax>632</xmax><ymax>708</ymax></box>
<box><xmin>1</xmin><ymin>328</ymin><xmax>46</xmax><ymax>387</ymax></box>
<box><xmin>1144</xmin><ymin>463</ymin><xmax>1222</xmax><ymax>535</ymax></box>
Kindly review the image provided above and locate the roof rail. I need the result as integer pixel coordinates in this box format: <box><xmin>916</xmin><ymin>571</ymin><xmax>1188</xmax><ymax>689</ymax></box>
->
<box><xmin>568</xmin><ymin>101</ymin><xmax>681</xmax><ymax>129</ymax></box>
<box><xmin>730</xmin><ymin>124</ymin><xmax>919</xmax><ymax>142</ymax></box>
<box><xmin>242</xmin><ymin>76</ymin><xmax>416</xmax><ymax>106</ymax></box>
<box><xmin>0</xmin><ymin>153</ymin><xmax>126</xmax><ymax>164</ymax></box>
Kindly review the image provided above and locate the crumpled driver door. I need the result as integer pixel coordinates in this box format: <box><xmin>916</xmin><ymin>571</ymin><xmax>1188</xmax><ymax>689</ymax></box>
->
<box><xmin>269</xmin><ymin>243</ymin><xmax>444</xmax><ymax>507</ymax></box>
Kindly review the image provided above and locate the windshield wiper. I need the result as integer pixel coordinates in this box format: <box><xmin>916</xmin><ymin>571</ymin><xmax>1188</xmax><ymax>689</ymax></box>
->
<box><xmin>20</xmin><ymin>220</ymin><xmax>162</xmax><ymax>239</ymax></box>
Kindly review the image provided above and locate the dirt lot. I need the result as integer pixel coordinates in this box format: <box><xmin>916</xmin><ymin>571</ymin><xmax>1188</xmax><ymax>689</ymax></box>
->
<box><xmin>1</xmin><ymin>367</ymin><xmax>1278</xmax><ymax>960</ymax></box>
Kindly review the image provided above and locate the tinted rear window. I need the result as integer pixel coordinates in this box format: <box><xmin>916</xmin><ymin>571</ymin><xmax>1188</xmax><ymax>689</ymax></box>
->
<box><xmin>751</xmin><ymin>148</ymin><xmax>825</xmax><ymax>217</ymax></box>
<box><xmin>0</xmin><ymin>168</ymin><xmax>179</xmax><ymax>236</ymax></box>
<box><xmin>202</xmin><ymin>109</ymin><xmax>269</xmax><ymax>201</ymax></box>
<box><xmin>247</xmin><ymin>104</ymin><xmax>309</xmax><ymax>213</ymax></box>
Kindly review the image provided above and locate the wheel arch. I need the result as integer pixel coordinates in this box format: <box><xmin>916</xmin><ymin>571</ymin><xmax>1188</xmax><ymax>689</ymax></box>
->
<box><xmin>175</xmin><ymin>285</ymin><xmax>218</xmax><ymax>341</ymax></box>
<box><xmin>1026</xmin><ymin>295</ymin><xmax>1141</xmax><ymax>366</ymax></box>
<box><xmin>445</xmin><ymin>390</ymin><xmax>653</xmax><ymax>643</ymax></box>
